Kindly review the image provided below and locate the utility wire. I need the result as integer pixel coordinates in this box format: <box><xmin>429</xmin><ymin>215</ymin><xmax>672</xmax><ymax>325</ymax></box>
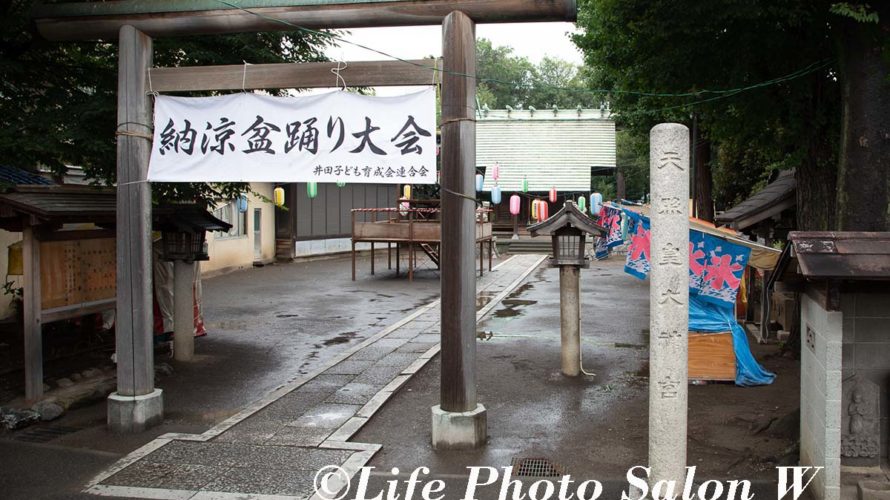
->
<box><xmin>214</xmin><ymin>0</ymin><xmax>832</xmax><ymax>112</ymax></box>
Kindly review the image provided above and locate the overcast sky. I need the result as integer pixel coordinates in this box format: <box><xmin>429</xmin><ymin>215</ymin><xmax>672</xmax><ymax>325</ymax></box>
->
<box><xmin>322</xmin><ymin>23</ymin><xmax>583</xmax><ymax>95</ymax></box>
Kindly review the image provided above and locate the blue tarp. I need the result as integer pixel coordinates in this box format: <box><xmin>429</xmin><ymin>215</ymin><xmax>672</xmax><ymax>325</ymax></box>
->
<box><xmin>618</xmin><ymin>205</ymin><xmax>775</xmax><ymax>386</ymax></box>
<box><xmin>689</xmin><ymin>295</ymin><xmax>776</xmax><ymax>386</ymax></box>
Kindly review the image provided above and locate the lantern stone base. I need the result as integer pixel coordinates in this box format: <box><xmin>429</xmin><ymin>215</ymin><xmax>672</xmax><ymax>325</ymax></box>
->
<box><xmin>431</xmin><ymin>404</ymin><xmax>487</xmax><ymax>449</ymax></box>
<box><xmin>107</xmin><ymin>389</ymin><xmax>163</xmax><ymax>433</ymax></box>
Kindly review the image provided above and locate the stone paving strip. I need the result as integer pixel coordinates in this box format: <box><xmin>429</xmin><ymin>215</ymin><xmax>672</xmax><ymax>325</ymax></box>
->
<box><xmin>85</xmin><ymin>254</ymin><xmax>547</xmax><ymax>500</ymax></box>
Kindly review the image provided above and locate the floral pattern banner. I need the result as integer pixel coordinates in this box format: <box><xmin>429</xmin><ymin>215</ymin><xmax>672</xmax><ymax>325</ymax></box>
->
<box><xmin>623</xmin><ymin>211</ymin><xmax>751</xmax><ymax>307</ymax></box>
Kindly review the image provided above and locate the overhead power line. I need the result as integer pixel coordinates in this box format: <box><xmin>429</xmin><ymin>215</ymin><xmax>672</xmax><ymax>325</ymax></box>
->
<box><xmin>213</xmin><ymin>0</ymin><xmax>832</xmax><ymax>115</ymax></box>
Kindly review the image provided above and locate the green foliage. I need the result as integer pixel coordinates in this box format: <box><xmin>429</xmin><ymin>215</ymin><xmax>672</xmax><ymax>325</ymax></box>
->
<box><xmin>616</xmin><ymin>130</ymin><xmax>649</xmax><ymax>201</ymax></box>
<box><xmin>475</xmin><ymin>38</ymin><xmax>595</xmax><ymax>110</ymax></box>
<box><xmin>573</xmin><ymin>0</ymin><xmax>841</xmax><ymax>213</ymax></box>
<box><xmin>830</xmin><ymin>2</ymin><xmax>880</xmax><ymax>23</ymax></box>
<box><xmin>0</xmin><ymin>1</ymin><xmax>335</xmax><ymax>207</ymax></box>
<box><xmin>475</xmin><ymin>38</ymin><xmax>535</xmax><ymax>109</ymax></box>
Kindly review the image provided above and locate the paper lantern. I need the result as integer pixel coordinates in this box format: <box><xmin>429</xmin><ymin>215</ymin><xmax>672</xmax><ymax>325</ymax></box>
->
<box><xmin>492</xmin><ymin>162</ymin><xmax>500</xmax><ymax>181</ymax></box>
<box><xmin>236</xmin><ymin>194</ymin><xmax>248</xmax><ymax>213</ymax></box>
<box><xmin>509</xmin><ymin>194</ymin><xmax>521</xmax><ymax>215</ymax></box>
<box><xmin>475</xmin><ymin>174</ymin><xmax>484</xmax><ymax>192</ymax></box>
<box><xmin>399</xmin><ymin>197</ymin><xmax>409</xmax><ymax>216</ymax></box>
<box><xmin>491</xmin><ymin>185</ymin><xmax>502</xmax><ymax>205</ymax></box>
<box><xmin>403</xmin><ymin>185</ymin><xmax>411</xmax><ymax>199</ymax></box>
<box><xmin>577</xmin><ymin>196</ymin><xmax>586</xmax><ymax>212</ymax></box>
<box><xmin>273</xmin><ymin>186</ymin><xmax>285</xmax><ymax>207</ymax></box>
<box><xmin>549</xmin><ymin>187</ymin><xmax>557</xmax><ymax>203</ymax></box>
<box><xmin>336</xmin><ymin>180</ymin><xmax>346</xmax><ymax>188</ymax></box>
<box><xmin>539</xmin><ymin>201</ymin><xmax>549</xmax><ymax>221</ymax></box>
<box><xmin>307</xmin><ymin>182</ymin><xmax>318</xmax><ymax>199</ymax></box>
<box><xmin>521</xmin><ymin>176</ymin><xmax>529</xmax><ymax>193</ymax></box>
<box><xmin>531</xmin><ymin>199</ymin><xmax>539</xmax><ymax>220</ymax></box>
<box><xmin>591</xmin><ymin>192</ymin><xmax>603</xmax><ymax>215</ymax></box>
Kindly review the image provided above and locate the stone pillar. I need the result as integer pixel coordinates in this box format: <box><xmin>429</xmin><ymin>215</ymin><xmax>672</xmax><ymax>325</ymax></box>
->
<box><xmin>173</xmin><ymin>260</ymin><xmax>195</xmax><ymax>362</ymax></box>
<box><xmin>109</xmin><ymin>25</ymin><xmax>162</xmax><ymax>433</ymax></box>
<box><xmin>648</xmin><ymin>123</ymin><xmax>690</xmax><ymax>486</ymax></box>
<box><xmin>559</xmin><ymin>266</ymin><xmax>581</xmax><ymax>377</ymax></box>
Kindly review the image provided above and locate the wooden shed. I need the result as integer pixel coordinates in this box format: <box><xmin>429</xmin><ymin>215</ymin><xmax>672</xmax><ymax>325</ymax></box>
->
<box><xmin>0</xmin><ymin>185</ymin><xmax>229</xmax><ymax>401</ymax></box>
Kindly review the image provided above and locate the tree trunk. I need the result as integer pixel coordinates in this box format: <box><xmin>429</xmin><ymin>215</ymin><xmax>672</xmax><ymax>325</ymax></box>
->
<box><xmin>835</xmin><ymin>8</ymin><xmax>890</xmax><ymax>231</ymax></box>
<box><xmin>797</xmin><ymin>72</ymin><xmax>839</xmax><ymax>231</ymax></box>
<box><xmin>616</xmin><ymin>169</ymin><xmax>626</xmax><ymax>200</ymax></box>
<box><xmin>693</xmin><ymin>131</ymin><xmax>713</xmax><ymax>222</ymax></box>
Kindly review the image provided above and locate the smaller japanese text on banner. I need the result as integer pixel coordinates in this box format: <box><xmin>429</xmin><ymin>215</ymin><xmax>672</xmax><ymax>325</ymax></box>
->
<box><xmin>148</xmin><ymin>89</ymin><xmax>437</xmax><ymax>184</ymax></box>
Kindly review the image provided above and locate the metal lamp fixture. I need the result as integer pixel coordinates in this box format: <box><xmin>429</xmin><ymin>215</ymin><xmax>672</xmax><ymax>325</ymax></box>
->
<box><xmin>161</xmin><ymin>229</ymin><xmax>209</xmax><ymax>262</ymax></box>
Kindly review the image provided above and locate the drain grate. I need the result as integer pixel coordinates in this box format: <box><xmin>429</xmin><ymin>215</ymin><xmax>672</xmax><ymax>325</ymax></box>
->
<box><xmin>13</xmin><ymin>425</ymin><xmax>81</xmax><ymax>443</ymax></box>
<box><xmin>510</xmin><ymin>457</ymin><xmax>565</xmax><ymax>477</ymax></box>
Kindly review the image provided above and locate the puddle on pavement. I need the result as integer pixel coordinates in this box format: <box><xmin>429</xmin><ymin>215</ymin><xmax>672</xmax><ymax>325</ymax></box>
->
<box><xmin>476</xmin><ymin>291</ymin><xmax>498</xmax><ymax>309</ymax></box>
<box><xmin>506</xmin><ymin>282</ymin><xmax>535</xmax><ymax>300</ymax></box>
<box><xmin>622</xmin><ymin>361</ymin><xmax>650</xmax><ymax>388</ymax></box>
<box><xmin>613</xmin><ymin>342</ymin><xmax>646</xmax><ymax>350</ymax></box>
<box><xmin>489</xmin><ymin>282</ymin><xmax>538</xmax><ymax>318</ymax></box>
<box><xmin>319</xmin><ymin>331</ymin><xmax>358</xmax><ymax>347</ymax></box>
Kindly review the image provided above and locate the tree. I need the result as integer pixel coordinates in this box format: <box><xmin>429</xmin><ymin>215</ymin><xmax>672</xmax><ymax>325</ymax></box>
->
<box><xmin>0</xmin><ymin>1</ymin><xmax>335</xmax><ymax>206</ymax></box>
<box><xmin>526</xmin><ymin>56</ymin><xmax>596</xmax><ymax>109</ymax></box>
<box><xmin>475</xmin><ymin>38</ymin><xmax>535</xmax><ymax>109</ymax></box>
<box><xmin>573</xmin><ymin>0</ymin><xmax>889</xmax><ymax>231</ymax></box>
<box><xmin>475</xmin><ymin>38</ymin><xmax>595</xmax><ymax>110</ymax></box>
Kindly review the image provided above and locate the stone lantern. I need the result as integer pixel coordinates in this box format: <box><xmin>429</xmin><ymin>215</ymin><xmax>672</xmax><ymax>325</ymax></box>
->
<box><xmin>155</xmin><ymin>205</ymin><xmax>231</xmax><ymax>361</ymax></box>
<box><xmin>529</xmin><ymin>201</ymin><xmax>606</xmax><ymax>376</ymax></box>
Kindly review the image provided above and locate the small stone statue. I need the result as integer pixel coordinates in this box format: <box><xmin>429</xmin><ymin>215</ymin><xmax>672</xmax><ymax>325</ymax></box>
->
<box><xmin>841</xmin><ymin>375</ymin><xmax>880</xmax><ymax>464</ymax></box>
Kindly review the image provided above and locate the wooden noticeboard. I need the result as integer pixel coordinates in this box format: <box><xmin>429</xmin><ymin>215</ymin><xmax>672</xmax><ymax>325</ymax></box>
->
<box><xmin>40</xmin><ymin>237</ymin><xmax>116</xmax><ymax>311</ymax></box>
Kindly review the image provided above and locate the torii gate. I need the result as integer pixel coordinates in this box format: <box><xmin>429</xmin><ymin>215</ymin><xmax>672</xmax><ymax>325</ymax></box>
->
<box><xmin>31</xmin><ymin>0</ymin><xmax>577</xmax><ymax>446</ymax></box>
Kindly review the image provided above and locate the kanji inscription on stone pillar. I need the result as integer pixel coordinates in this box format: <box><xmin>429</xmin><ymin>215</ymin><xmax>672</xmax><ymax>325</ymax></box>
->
<box><xmin>648</xmin><ymin>123</ymin><xmax>690</xmax><ymax>488</ymax></box>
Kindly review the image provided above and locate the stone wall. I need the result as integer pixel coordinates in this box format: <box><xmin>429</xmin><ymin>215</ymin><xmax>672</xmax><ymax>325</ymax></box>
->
<box><xmin>800</xmin><ymin>293</ymin><xmax>843</xmax><ymax>500</ymax></box>
<box><xmin>841</xmin><ymin>292</ymin><xmax>890</xmax><ymax>461</ymax></box>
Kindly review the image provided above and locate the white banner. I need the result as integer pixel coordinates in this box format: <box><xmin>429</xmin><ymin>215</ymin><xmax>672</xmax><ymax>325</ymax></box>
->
<box><xmin>148</xmin><ymin>89</ymin><xmax>437</xmax><ymax>184</ymax></box>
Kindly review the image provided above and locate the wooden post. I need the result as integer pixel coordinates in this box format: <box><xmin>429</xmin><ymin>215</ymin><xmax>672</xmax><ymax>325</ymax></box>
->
<box><xmin>22</xmin><ymin>224</ymin><xmax>42</xmax><ymax>402</ymax></box>
<box><xmin>108</xmin><ymin>25</ymin><xmax>163</xmax><ymax>432</ymax></box>
<box><xmin>432</xmin><ymin>11</ymin><xmax>486</xmax><ymax>449</ymax></box>
<box><xmin>371</xmin><ymin>242</ymin><xmax>375</xmax><ymax>275</ymax></box>
<box><xmin>173</xmin><ymin>260</ymin><xmax>195</xmax><ymax>361</ymax></box>
<box><xmin>439</xmin><ymin>10</ymin><xmax>477</xmax><ymax>413</ymax></box>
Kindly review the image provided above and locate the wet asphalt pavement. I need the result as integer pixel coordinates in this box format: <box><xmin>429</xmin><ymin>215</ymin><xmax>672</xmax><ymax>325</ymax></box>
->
<box><xmin>0</xmin><ymin>253</ymin><xmax>793</xmax><ymax>500</ymax></box>
<box><xmin>0</xmin><ymin>253</ymin><xmax>448</xmax><ymax>499</ymax></box>
<box><xmin>355</xmin><ymin>257</ymin><xmax>652</xmax><ymax>478</ymax></box>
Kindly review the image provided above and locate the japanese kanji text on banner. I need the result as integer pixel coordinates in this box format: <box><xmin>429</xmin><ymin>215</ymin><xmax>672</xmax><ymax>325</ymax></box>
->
<box><xmin>148</xmin><ymin>89</ymin><xmax>436</xmax><ymax>184</ymax></box>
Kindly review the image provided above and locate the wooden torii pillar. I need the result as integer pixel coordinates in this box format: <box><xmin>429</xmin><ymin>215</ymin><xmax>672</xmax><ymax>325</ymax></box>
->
<box><xmin>107</xmin><ymin>25</ymin><xmax>162</xmax><ymax>433</ymax></box>
<box><xmin>432</xmin><ymin>11</ymin><xmax>485</xmax><ymax>449</ymax></box>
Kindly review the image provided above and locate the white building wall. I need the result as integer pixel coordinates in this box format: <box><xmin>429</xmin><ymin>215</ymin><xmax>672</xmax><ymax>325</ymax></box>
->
<box><xmin>201</xmin><ymin>183</ymin><xmax>276</xmax><ymax>277</ymax></box>
<box><xmin>800</xmin><ymin>293</ymin><xmax>843</xmax><ymax>500</ymax></box>
<box><xmin>477</xmin><ymin>109</ymin><xmax>616</xmax><ymax>193</ymax></box>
